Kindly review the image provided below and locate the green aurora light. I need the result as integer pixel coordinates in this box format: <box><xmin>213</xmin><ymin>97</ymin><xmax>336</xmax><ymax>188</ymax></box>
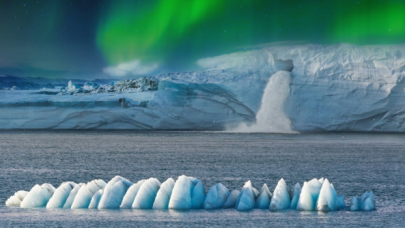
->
<box><xmin>95</xmin><ymin>0</ymin><xmax>405</xmax><ymax>71</ymax></box>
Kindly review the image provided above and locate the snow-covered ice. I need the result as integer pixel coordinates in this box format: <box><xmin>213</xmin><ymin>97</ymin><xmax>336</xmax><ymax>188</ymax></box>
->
<box><xmin>269</xmin><ymin>179</ymin><xmax>291</xmax><ymax>211</ymax></box>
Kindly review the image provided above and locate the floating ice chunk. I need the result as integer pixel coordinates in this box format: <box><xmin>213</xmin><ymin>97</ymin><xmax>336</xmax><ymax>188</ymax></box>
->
<box><xmin>98</xmin><ymin>176</ymin><xmax>132</xmax><ymax>209</ymax></box>
<box><xmin>168</xmin><ymin>175</ymin><xmax>206</xmax><ymax>210</ymax></box>
<box><xmin>349</xmin><ymin>195</ymin><xmax>360</xmax><ymax>211</ymax></box>
<box><xmin>20</xmin><ymin>183</ymin><xmax>55</xmax><ymax>208</ymax></box>
<box><xmin>46</xmin><ymin>182</ymin><xmax>76</xmax><ymax>208</ymax></box>
<box><xmin>318</xmin><ymin>178</ymin><xmax>325</xmax><ymax>185</ymax></box>
<box><xmin>6</xmin><ymin>191</ymin><xmax>28</xmax><ymax>207</ymax></box>
<box><xmin>337</xmin><ymin>195</ymin><xmax>346</xmax><ymax>210</ymax></box>
<box><xmin>71</xmin><ymin>179</ymin><xmax>105</xmax><ymax>209</ymax></box>
<box><xmin>269</xmin><ymin>178</ymin><xmax>291</xmax><ymax>211</ymax></box>
<box><xmin>297</xmin><ymin>178</ymin><xmax>322</xmax><ymax>211</ymax></box>
<box><xmin>204</xmin><ymin>183</ymin><xmax>230</xmax><ymax>209</ymax></box>
<box><xmin>290</xmin><ymin>183</ymin><xmax>301</xmax><ymax>209</ymax></box>
<box><xmin>153</xmin><ymin>178</ymin><xmax>175</xmax><ymax>209</ymax></box>
<box><xmin>317</xmin><ymin>179</ymin><xmax>338</xmax><ymax>212</ymax></box>
<box><xmin>235</xmin><ymin>181</ymin><xmax>255</xmax><ymax>211</ymax></box>
<box><xmin>255</xmin><ymin>184</ymin><xmax>271</xmax><ymax>209</ymax></box>
<box><xmin>359</xmin><ymin>191</ymin><xmax>375</xmax><ymax>211</ymax></box>
<box><xmin>132</xmin><ymin>178</ymin><xmax>161</xmax><ymax>209</ymax></box>
<box><xmin>63</xmin><ymin>183</ymin><xmax>83</xmax><ymax>208</ymax></box>
<box><xmin>120</xmin><ymin>180</ymin><xmax>145</xmax><ymax>209</ymax></box>
<box><xmin>89</xmin><ymin>189</ymin><xmax>103</xmax><ymax>209</ymax></box>
<box><xmin>223</xmin><ymin>190</ymin><xmax>240</xmax><ymax>209</ymax></box>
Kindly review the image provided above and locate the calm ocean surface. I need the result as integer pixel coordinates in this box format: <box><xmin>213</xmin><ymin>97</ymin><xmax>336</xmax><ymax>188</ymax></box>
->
<box><xmin>0</xmin><ymin>131</ymin><xmax>404</xmax><ymax>227</ymax></box>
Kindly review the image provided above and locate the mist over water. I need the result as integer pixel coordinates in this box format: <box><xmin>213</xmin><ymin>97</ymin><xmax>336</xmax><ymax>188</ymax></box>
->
<box><xmin>234</xmin><ymin>71</ymin><xmax>294</xmax><ymax>133</ymax></box>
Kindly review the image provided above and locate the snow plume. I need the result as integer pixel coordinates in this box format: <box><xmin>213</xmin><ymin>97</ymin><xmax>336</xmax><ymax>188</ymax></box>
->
<box><xmin>234</xmin><ymin>70</ymin><xmax>294</xmax><ymax>133</ymax></box>
<box><xmin>104</xmin><ymin>59</ymin><xmax>159</xmax><ymax>77</ymax></box>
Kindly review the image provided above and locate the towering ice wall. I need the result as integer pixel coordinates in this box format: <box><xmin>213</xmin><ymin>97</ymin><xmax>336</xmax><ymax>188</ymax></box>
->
<box><xmin>1</xmin><ymin>44</ymin><xmax>405</xmax><ymax>131</ymax></box>
<box><xmin>194</xmin><ymin>44</ymin><xmax>405</xmax><ymax>132</ymax></box>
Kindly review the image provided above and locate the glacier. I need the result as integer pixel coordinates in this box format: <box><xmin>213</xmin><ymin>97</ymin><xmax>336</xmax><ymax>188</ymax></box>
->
<box><xmin>1</xmin><ymin>44</ymin><xmax>405</xmax><ymax>132</ymax></box>
<box><xmin>6</xmin><ymin>175</ymin><xmax>375</xmax><ymax>212</ymax></box>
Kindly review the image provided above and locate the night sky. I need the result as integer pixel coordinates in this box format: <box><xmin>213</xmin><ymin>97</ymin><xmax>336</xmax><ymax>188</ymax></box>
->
<box><xmin>1</xmin><ymin>0</ymin><xmax>404</xmax><ymax>79</ymax></box>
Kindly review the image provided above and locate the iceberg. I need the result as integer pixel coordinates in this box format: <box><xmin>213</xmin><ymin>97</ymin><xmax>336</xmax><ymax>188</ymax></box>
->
<box><xmin>223</xmin><ymin>190</ymin><xmax>240</xmax><ymax>209</ymax></box>
<box><xmin>359</xmin><ymin>191</ymin><xmax>376</xmax><ymax>211</ymax></box>
<box><xmin>20</xmin><ymin>184</ymin><xmax>55</xmax><ymax>208</ymax></box>
<box><xmin>5</xmin><ymin>191</ymin><xmax>28</xmax><ymax>207</ymax></box>
<box><xmin>89</xmin><ymin>189</ymin><xmax>103</xmax><ymax>209</ymax></box>
<box><xmin>203</xmin><ymin>183</ymin><xmax>230</xmax><ymax>209</ymax></box>
<box><xmin>46</xmin><ymin>182</ymin><xmax>76</xmax><ymax>208</ymax></box>
<box><xmin>255</xmin><ymin>184</ymin><xmax>271</xmax><ymax>209</ymax></box>
<box><xmin>349</xmin><ymin>195</ymin><xmax>360</xmax><ymax>211</ymax></box>
<box><xmin>71</xmin><ymin>179</ymin><xmax>106</xmax><ymax>209</ymax></box>
<box><xmin>168</xmin><ymin>175</ymin><xmax>206</xmax><ymax>210</ymax></box>
<box><xmin>290</xmin><ymin>183</ymin><xmax>301</xmax><ymax>209</ymax></box>
<box><xmin>337</xmin><ymin>195</ymin><xmax>346</xmax><ymax>210</ymax></box>
<box><xmin>153</xmin><ymin>178</ymin><xmax>175</xmax><ymax>209</ymax></box>
<box><xmin>6</xmin><ymin>176</ymin><xmax>376</xmax><ymax>212</ymax></box>
<box><xmin>120</xmin><ymin>180</ymin><xmax>145</xmax><ymax>209</ymax></box>
<box><xmin>132</xmin><ymin>178</ymin><xmax>161</xmax><ymax>209</ymax></box>
<box><xmin>235</xmin><ymin>181</ymin><xmax>256</xmax><ymax>211</ymax></box>
<box><xmin>63</xmin><ymin>183</ymin><xmax>82</xmax><ymax>208</ymax></box>
<box><xmin>297</xmin><ymin>179</ymin><xmax>322</xmax><ymax>211</ymax></box>
<box><xmin>269</xmin><ymin>179</ymin><xmax>291</xmax><ymax>211</ymax></box>
<box><xmin>98</xmin><ymin>176</ymin><xmax>132</xmax><ymax>209</ymax></box>
<box><xmin>316</xmin><ymin>179</ymin><xmax>339</xmax><ymax>212</ymax></box>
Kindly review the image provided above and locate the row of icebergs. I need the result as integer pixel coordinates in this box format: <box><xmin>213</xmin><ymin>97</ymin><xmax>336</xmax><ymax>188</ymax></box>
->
<box><xmin>6</xmin><ymin>175</ymin><xmax>375</xmax><ymax>212</ymax></box>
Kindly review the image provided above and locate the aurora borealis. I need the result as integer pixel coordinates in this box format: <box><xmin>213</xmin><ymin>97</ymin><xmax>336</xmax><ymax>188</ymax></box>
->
<box><xmin>1</xmin><ymin>0</ymin><xmax>405</xmax><ymax>78</ymax></box>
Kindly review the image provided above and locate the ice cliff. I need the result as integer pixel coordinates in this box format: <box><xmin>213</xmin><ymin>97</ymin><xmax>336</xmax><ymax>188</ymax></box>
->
<box><xmin>1</xmin><ymin>44</ymin><xmax>405</xmax><ymax>132</ymax></box>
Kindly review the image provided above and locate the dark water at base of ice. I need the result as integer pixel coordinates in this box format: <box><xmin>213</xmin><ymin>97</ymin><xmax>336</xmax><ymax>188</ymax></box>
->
<box><xmin>0</xmin><ymin>131</ymin><xmax>404</xmax><ymax>227</ymax></box>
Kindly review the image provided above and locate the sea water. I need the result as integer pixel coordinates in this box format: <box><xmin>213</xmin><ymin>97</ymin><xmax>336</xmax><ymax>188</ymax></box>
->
<box><xmin>0</xmin><ymin>131</ymin><xmax>404</xmax><ymax>227</ymax></box>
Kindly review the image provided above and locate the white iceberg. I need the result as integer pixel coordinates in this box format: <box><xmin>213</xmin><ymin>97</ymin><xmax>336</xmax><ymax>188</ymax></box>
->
<box><xmin>223</xmin><ymin>190</ymin><xmax>240</xmax><ymax>209</ymax></box>
<box><xmin>20</xmin><ymin>183</ymin><xmax>55</xmax><ymax>208</ymax></box>
<box><xmin>63</xmin><ymin>183</ymin><xmax>83</xmax><ymax>208</ymax></box>
<box><xmin>235</xmin><ymin>181</ymin><xmax>255</xmax><ymax>211</ymax></box>
<box><xmin>290</xmin><ymin>183</ymin><xmax>301</xmax><ymax>209</ymax></box>
<box><xmin>168</xmin><ymin>175</ymin><xmax>206</xmax><ymax>210</ymax></box>
<box><xmin>5</xmin><ymin>191</ymin><xmax>28</xmax><ymax>207</ymax></box>
<box><xmin>89</xmin><ymin>189</ymin><xmax>103</xmax><ymax>209</ymax></box>
<box><xmin>203</xmin><ymin>183</ymin><xmax>230</xmax><ymax>209</ymax></box>
<box><xmin>71</xmin><ymin>179</ymin><xmax>106</xmax><ymax>209</ymax></box>
<box><xmin>120</xmin><ymin>180</ymin><xmax>145</xmax><ymax>209</ymax></box>
<box><xmin>255</xmin><ymin>184</ymin><xmax>271</xmax><ymax>209</ymax></box>
<box><xmin>46</xmin><ymin>182</ymin><xmax>76</xmax><ymax>208</ymax></box>
<box><xmin>98</xmin><ymin>176</ymin><xmax>132</xmax><ymax>209</ymax></box>
<box><xmin>132</xmin><ymin>178</ymin><xmax>161</xmax><ymax>209</ymax></box>
<box><xmin>269</xmin><ymin>179</ymin><xmax>291</xmax><ymax>211</ymax></box>
<box><xmin>317</xmin><ymin>179</ymin><xmax>338</xmax><ymax>212</ymax></box>
<box><xmin>297</xmin><ymin>179</ymin><xmax>322</xmax><ymax>211</ymax></box>
<box><xmin>153</xmin><ymin>178</ymin><xmax>175</xmax><ymax>209</ymax></box>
